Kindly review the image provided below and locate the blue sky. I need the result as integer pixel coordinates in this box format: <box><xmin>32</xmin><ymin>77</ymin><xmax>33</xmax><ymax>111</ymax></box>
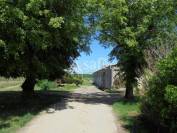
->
<box><xmin>74</xmin><ymin>39</ymin><xmax>117</xmax><ymax>74</ymax></box>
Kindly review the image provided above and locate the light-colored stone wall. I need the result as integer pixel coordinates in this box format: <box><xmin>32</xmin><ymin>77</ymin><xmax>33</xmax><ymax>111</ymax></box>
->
<box><xmin>93</xmin><ymin>65</ymin><xmax>118</xmax><ymax>89</ymax></box>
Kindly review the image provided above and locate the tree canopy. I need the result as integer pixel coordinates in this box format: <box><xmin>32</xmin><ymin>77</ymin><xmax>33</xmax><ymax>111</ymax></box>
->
<box><xmin>0</xmin><ymin>0</ymin><xmax>177</xmax><ymax>98</ymax></box>
<box><xmin>0</xmin><ymin>0</ymin><xmax>93</xmax><ymax>93</ymax></box>
<box><xmin>97</xmin><ymin>0</ymin><xmax>177</xmax><ymax>98</ymax></box>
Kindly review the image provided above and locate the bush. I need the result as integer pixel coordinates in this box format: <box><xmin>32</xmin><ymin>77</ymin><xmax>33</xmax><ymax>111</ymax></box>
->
<box><xmin>62</xmin><ymin>74</ymin><xmax>83</xmax><ymax>86</ymax></box>
<box><xmin>141</xmin><ymin>48</ymin><xmax>177</xmax><ymax>132</ymax></box>
<box><xmin>37</xmin><ymin>80</ymin><xmax>57</xmax><ymax>91</ymax></box>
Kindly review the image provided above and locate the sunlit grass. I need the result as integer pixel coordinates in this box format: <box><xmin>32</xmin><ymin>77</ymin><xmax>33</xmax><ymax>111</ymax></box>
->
<box><xmin>56</xmin><ymin>83</ymin><xmax>78</xmax><ymax>92</ymax></box>
<box><xmin>0</xmin><ymin>78</ymin><xmax>23</xmax><ymax>91</ymax></box>
<box><xmin>113</xmin><ymin>98</ymin><xmax>140</xmax><ymax>131</ymax></box>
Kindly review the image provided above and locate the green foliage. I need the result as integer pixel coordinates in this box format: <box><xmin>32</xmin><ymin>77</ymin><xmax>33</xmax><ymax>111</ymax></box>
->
<box><xmin>113</xmin><ymin>98</ymin><xmax>140</xmax><ymax>131</ymax></box>
<box><xmin>62</xmin><ymin>74</ymin><xmax>83</xmax><ymax>86</ymax></box>
<box><xmin>71</xmin><ymin>74</ymin><xmax>92</xmax><ymax>86</ymax></box>
<box><xmin>141</xmin><ymin>48</ymin><xmax>177</xmax><ymax>132</ymax></box>
<box><xmin>48</xmin><ymin>17</ymin><xmax>64</xmax><ymax>28</ymax></box>
<box><xmin>165</xmin><ymin>85</ymin><xmax>177</xmax><ymax>104</ymax></box>
<box><xmin>97</xmin><ymin>0</ymin><xmax>177</xmax><ymax>98</ymax></box>
<box><xmin>80</xmin><ymin>74</ymin><xmax>93</xmax><ymax>79</ymax></box>
<box><xmin>0</xmin><ymin>0</ymin><xmax>92</xmax><ymax>88</ymax></box>
<box><xmin>73</xmin><ymin>76</ymin><xmax>83</xmax><ymax>86</ymax></box>
<box><xmin>37</xmin><ymin>80</ymin><xmax>57</xmax><ymax>91</ymax></box>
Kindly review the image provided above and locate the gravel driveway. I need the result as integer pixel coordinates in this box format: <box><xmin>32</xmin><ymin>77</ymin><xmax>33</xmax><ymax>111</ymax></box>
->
<box><xmin>18</xmin><ymin>86</ymin><xmax>126</xmax><ymax>133</ymax></box>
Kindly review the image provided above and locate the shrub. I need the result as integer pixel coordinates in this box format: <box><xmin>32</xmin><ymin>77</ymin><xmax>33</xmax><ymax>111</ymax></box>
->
<box><xmin>37</xmin><ymin>80</ymin><xmax>57</xmax><ymax>91</ymax></box>
<box><xmin>62</xmin><ymin>74</ymin><xmax>74</xmax><ymax>84</ymax></box>
<box><xmin>62</xmin><ymin>74</ymin><xmax>83</xmax><ymax>86</ymax></box>
<box><xmin>141</xmin><ymin>48</ymin><xmax>177</xmax><ymax>132</ymax></box>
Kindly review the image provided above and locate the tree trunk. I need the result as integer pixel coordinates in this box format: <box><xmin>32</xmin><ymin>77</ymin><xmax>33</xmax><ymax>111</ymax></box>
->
<box><xmin>125</xmin><ymin>82</ymin><xmax>134</xmax><ymax>99</ymax></box>
<box><xmin>21</xmin><ymin>77</ymin><xmax>36</xmax><ymax>96</ymax></box>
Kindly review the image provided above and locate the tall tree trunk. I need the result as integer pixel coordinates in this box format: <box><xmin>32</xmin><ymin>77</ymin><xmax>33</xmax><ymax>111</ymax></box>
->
<box><xmin>125</xmin><ymin>82</ymin><xmax>134</xmax><ymax>99</ymax></box>
<box><xmin>21</xmin><ymin>77</ymin><xmax>36</xmax><ymax>96</ymax></box>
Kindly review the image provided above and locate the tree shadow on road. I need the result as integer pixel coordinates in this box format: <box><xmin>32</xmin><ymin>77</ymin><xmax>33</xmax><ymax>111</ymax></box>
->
<box><xmin>68</xmin><ymin>92</ymin><xmax>123</xmax><ymax>105</ymax></box>
<box><xmin>0</xmin><ymin>90</ymin><xmax>68</xmax><ymax>132</ymax></box>
<box><xmin>0</xmin><ymin>88</ymin><xmax>124</xmax><ymax>132</ymax></box>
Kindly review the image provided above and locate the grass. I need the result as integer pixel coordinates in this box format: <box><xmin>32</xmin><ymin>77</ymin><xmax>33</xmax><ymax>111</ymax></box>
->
<box><xmin>0</xmin><ymin>90</ymin><xmax>63</xmax><ymax>133</ymax></box>
<box><xmin>82</xmin><ymin>77</ymin><xmax>93</xmax><ymax>86</ymax></box>
<box><xmin>113</xmin><ymin>97</ymin><xmax>158</xmax><ymax>133</ymax></box>
<box><xmin>73</xmin><ymin>74</ymin><xmax>93</xmax><ymax>86</ymax></box>
<box><xmin>112</xmin><ymin>98</ymin><xmax>140</xmax><ymax>132</ymax></box>
<box><xmin>36</xmin><ymin>80</ymin><xmax>81</xmax><ymax>92</ymax></box>
<box><xmin>56</xmin><ymin>83</ymin><xmax>78</xmax><ymax>92</ymax></box>
<box><xmin>0</xmin><ymin>111</ymin><xmax>34</xmax><ymax>133</ymax></box>
<box><xmin>0</xmin><ymin>78</ymin><xmax>23</xmax><ymax>90</ymax></box>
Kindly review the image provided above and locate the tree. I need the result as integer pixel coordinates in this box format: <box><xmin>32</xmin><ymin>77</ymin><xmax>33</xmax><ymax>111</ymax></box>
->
<box><xmin>0</xmin><ymin>0</ymin><xmax>92</xmax><ymax>94</ymax></box>
<box><xmin>141</xmin><ymin>47</ymin><xmax>177</xmax><ymax>132</ymax></box>
<box><xmin>97</xmin><ymin>0</ymin><xmax>177</xmax><ymax>99</ymax></box>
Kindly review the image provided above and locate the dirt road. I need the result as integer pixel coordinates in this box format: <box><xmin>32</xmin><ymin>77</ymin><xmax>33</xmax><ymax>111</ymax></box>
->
<box><xmin>18</xmin><ymin>86</ymin><xmax>126</xmax><ymax>133</ymax></box>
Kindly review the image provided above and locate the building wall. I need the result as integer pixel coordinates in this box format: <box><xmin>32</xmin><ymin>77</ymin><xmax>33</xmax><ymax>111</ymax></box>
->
<box><xmin>93</xmin><ymin>66</ymin><xmax>118</xmax><ymax>89</ymax></box>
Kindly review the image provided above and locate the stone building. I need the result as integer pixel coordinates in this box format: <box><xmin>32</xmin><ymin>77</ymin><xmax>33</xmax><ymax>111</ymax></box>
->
<box><xmin>93</xmin><ymin>65</ymin><xmax>119</xmax><ymax>89</ymax></box>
